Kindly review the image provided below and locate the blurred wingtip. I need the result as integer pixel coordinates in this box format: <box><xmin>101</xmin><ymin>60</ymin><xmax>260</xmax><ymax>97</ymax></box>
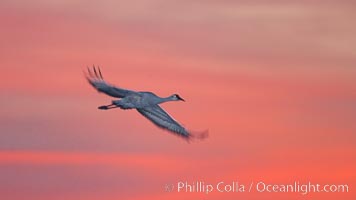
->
<box><xmin>186</xmin><ymin>129</ymin><xmax>209</xmax><ymax>143</ymax></box>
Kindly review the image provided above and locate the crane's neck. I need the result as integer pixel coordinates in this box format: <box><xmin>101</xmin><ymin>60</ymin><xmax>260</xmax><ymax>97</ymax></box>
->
<box><xmin>156</xmin><ymin>96</ymin><xmax>174</xmax><ymax>104</ymax></box>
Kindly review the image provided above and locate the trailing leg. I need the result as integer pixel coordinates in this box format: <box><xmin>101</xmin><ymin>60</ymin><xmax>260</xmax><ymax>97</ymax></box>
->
<box><xmin>98</xmin><ymin>104</ymin><xmax>117</xmax><ymax>110</ymax></box>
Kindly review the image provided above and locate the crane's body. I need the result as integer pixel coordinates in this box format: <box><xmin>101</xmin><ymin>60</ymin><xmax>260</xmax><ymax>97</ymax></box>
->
<box><xmin>109</xmin><ymin>92</ymin><xmax>181</xmax><ymax>109</ymax></box>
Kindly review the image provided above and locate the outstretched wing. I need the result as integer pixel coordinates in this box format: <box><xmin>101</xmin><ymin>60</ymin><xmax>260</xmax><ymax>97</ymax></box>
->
<box><xmin>85</xmin><ymin>66</ymin><xmax>135</xmax><ymax>98</ymax></box>
<box><xmin>137</xmin><ymin>105</ymin><xmax>191</xmax><ymax>139</ymax></box>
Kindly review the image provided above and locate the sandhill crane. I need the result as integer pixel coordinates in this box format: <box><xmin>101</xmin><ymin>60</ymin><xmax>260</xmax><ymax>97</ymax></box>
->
<box><xmin>85</xmin><ymin>66</ymin><xmax>208</xmax><ymax>141</ymax></box>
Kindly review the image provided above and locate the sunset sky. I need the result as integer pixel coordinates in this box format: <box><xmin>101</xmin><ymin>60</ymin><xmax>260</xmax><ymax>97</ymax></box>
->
<box><xmin>0</xmin><ymin>0</ymin><xmax>355</xmax><ymax>199</ymax></box>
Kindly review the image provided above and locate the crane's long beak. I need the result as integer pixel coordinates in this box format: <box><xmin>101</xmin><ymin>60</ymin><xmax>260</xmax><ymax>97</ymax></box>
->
<box><xmin>178</xmin><ymin>96</ymin><xmax>185</xmax><ymax>101</ymax></box>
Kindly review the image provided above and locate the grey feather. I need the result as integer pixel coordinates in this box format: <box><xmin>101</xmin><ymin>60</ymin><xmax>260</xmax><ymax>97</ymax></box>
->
<box><xmin>86</xmin><ymin>66</ymin><xmax>135</xmax><ymax>98</ymax></box>
<box><xmin>137</xmin><ymin>105</ymin><xmax>190</xmax><ymax>138</ymax></box>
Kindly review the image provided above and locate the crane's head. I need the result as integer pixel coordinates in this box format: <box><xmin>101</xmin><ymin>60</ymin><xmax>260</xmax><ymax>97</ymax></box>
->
<box><xmin>172</xmin><ymin>94</ymin><xmax>185</xmax><ymax>101</ymax></box>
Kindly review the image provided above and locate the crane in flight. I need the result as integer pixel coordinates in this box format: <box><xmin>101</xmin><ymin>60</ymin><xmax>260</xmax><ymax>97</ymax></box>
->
<box><xmin>85</xmin><ymin>66</ymin><xmax>208</xmax><ymax>141</ymax></box>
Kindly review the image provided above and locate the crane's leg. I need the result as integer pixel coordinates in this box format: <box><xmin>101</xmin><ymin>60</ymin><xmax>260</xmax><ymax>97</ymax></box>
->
<box><xmin>98</xmin><ymin>104</ymin><xmax>117</xmax><ymax>110</ymax></box>
<box><xmin>112</xmin><ymin>99</ymin><xmax>134</xmax><ymax>110</ymax></box>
